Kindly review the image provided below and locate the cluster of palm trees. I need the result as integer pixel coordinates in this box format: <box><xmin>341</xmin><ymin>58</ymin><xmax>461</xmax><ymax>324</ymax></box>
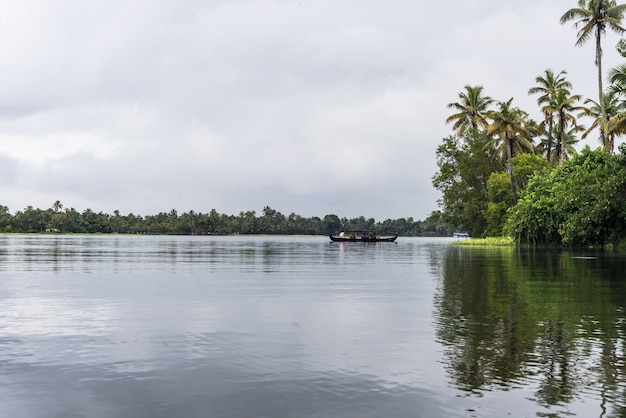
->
<box><xmin>446</xmin><ymin>81</ymin><xmax>567</xmax><ymax>204</ymax></box>
<box><xmin>445</xmin><ymin>0</ymin><xmax>626</xmax><ymax>203</ymax></box>
<box><xmin>562</xmin><ymin>0</ymin><xmax>626</xmax><ymax>151</ymax></box>
<box><xmin>529</xmin><ymin>70</ymin><xmax>582</xmax><ymax>165</ymax></box>
<box><xmin>557</xmin><ymin>0</ymin><xmax>626</xmax><ymax>154</ymax></box>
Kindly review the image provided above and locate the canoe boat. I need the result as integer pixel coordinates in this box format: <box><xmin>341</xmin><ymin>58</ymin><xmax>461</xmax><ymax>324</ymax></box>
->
<box><xmin>329</xmin><ymin>230</ymin><xmax>398</xmax><ymax>243</ymax></box>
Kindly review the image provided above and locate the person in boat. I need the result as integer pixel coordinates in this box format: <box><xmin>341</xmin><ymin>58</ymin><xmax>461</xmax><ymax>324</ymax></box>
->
<box><xmin>339</xmin><ymin>231</ymin><xmax>345</xmax><ymax>238</ymax></box>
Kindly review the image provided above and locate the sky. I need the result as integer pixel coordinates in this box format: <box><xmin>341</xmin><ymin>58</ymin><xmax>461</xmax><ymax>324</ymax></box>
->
<box><xmin>1</xmin><ymin>0</ymin><xmax>625</xmax><ymax>221</ymax></box>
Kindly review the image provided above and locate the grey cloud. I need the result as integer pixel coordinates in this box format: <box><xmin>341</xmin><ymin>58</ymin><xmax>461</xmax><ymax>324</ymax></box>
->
<box><xmin>0</xmin><ymin>155</ymin><xmax>19</xmax><ymax>186</ymax></box>
<box><xmin>0</xmin><ymin>0</ymin><xmax>620</xmax><ymax>220</ymax></box>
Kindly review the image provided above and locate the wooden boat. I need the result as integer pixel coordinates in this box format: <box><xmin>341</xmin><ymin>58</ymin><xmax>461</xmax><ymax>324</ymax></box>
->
<box><xmin>329</xmin><ymin>230</ymin><xmax>398</xmax><ymax>243</ymax></box>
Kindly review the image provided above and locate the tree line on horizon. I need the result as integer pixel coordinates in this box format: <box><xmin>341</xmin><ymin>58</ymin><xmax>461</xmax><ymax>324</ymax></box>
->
<box><xmin>0</xmin><ymin>202</ymin><xmax>450</xmax><ymax>237</ymax></box>
<box><xmin>432</xmin><ymin>0</ymin><xmax>626</xmax><ymax>246</ymax></box>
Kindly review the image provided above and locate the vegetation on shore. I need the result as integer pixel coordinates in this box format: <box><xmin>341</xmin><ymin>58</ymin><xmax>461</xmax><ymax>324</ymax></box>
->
<box><xmin>0</xmin><ymin>203</ymin><xmax>449</xmax><ymax>237</ymax></box>
<box><xmin>453</xmin><ymin>237</ymin><xmax>514</xmax><ymax>247</ymax></box>
<box><xmin>433</xmin><ymin>1</ymin><xmax>626</xmax><ymax>248</ymax></box>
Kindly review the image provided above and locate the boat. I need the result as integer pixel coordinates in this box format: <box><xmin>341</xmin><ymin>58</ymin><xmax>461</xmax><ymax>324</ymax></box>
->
<box><xmin>329</xmin><ymin>230</ymin><xmax>398</xmax><ymax>243</ymax></box>
<box><xmin>453</xmin><ymin>232</ymin><xmax>469</xmax><ymax>238</ymax></box>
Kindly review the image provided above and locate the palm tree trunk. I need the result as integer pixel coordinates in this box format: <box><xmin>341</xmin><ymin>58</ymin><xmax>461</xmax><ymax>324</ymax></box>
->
<box><xmin>558</xmin><ymin>111</ymin><xmax>565</xmax><ymax>164</ymax></box>
<box><xmin>547</xmin><ymin>116</ymin><xmax>554</xmax><ymax>163</ymax></box>
<box><xmin>596</xmin><ymin>27</ymin><xmax>609</xmax><ymax>150</ymax></box>
<box><xmin>506</xmin><ymin>135</ymin><xmax>518</xmax><ymax>204</ymax></box>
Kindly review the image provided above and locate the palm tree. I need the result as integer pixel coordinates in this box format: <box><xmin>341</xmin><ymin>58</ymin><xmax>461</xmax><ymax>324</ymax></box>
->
<box><xmin>605</xmin><ymin>66</ymin><xmax>626</xmax><ymax>146</ymax></box>
<box><xmin>542</xmin><ymin>89</ymin><xmax>584</xmax><ymax>163</ymax></box>
<box><xmin>608</xmin><ymin>62</ymin><xmax>626</xmax><ymax>90</ymax></box>
<box><xmin>561</xmin><ymin>0</ymin><xmax>626</xmax><ymax>148</ymax></box>
<box><xmin>528</xmin><ymin>69</ymin><xmax>572</xmax><ymax>162</ymax></box>
<box><xmin>556</xmin><ymin>125</ymin><xmax>585</xmax><ymax>161</ymax></box>
<box><xmin>52</xmin><ymin>200</ymin><xmax>63</xmax><ymax>213</ymax></box>
<box><xmin>446</xmin><ymin>85</ymin><xmax>494</xmax><ymax>137</ymax></box>
<box><xmin>538</xmin><ymin>123</ymin><xmax>585</xmax><ymax>161</ymax></box>
<box><xmin>536</xmin><ymin>136</ymin><xmax>560</xmax><ymax>161</ymax></box>
<box><xmin>579</xmin><ymin>90</ymin><xmax>624</xmax><ymax>152</ymax></box>
<box><xmin>486</xmin><ymin>99</ymin><xmax>534</xmax><ymax>204</ymax></box>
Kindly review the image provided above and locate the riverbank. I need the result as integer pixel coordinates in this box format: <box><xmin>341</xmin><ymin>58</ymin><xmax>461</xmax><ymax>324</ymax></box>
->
<box><xmin>453</xmin><ymin>236</ymin><xmax>514</xmax><ymax>246</ymax></box>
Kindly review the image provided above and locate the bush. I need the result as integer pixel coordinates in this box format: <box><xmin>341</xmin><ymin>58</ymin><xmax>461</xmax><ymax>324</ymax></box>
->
<box><xmin>504</xmin><ymin>146</ymin><xmax>626</xmax><ymax>246</ymax></box>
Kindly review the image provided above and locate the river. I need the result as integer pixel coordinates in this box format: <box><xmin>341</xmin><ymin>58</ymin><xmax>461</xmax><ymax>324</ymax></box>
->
<box><xmin>1</xmin><ymin>235</ymin><xmax>625</xmax><ymax>417</ymax></box>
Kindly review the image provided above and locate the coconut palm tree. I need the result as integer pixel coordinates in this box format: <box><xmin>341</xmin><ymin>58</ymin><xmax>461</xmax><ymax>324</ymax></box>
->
<box><xmin>579</xmin><ymin>90</ymin><xmax>625</xmax><ymax>152</ymax></box>
<box><xmin>52</xmin><ymin>200</ymin><xmax>63</xmax><ymax>213</ymax></box>
<box><xmin>605</xmin><ymin>65</ymin><xmax>626</xmax><ymax>141</ymax></box>
<box><xmin>537</xmin><ymin>123</ymin><xmax>585</xmax><ymax>162</ymax></box>
<box><xmin>446</xmin><ymin>85</ymin><xmax>494</xmax><ymax>137</ymax></box>
<box><xmin>561</xmin><ymin>0</ymin><xmax>626</xmax><ymax>148</ymax></box>
<box><xmin>556</xmin><ymin>125</ymin><xmax>585</xmax><ymax>161</ymax></box>
<box><xmin>608</xmin><ymin>62</ymin><xmax>626</xmax><ymax>90</ymax></box>
<box><xmin>486</xmin><ymin>99</ymin><xmax>533</xmax><ymax>204</ymax></box>
<box><xmin>542</xmin><ymin>89</ymin><xmax>584</xmax><ymax>163</ymax></box>
<box><xmin>528</xmin><ymin>69</ymin><xmax>572</xmax><ymax>162</ymax></box>
<box><xmin>536</xmin><ymin>136</ymin><xmax>561</xmax><ymax>162</ymax></box>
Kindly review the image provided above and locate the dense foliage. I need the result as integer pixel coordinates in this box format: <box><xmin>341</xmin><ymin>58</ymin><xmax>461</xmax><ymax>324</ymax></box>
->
<box><xmin>432</xmin><ymin>1</ymin><xmax>626</xmax><ymax>245</ymax></box>
<box><xmin>432</xmin><ymin>130</ymin><xmax>504</xmax><ymax>237</ymax></box>
<box><xmin>505</xmin><ymin>146</ymin><xmax>626</xmax><ymax>246</ymax></box>
<box><xmin>432</xmin><ymin>128</ymin><xmax>549</xmax><ymax>238</ymax></box>
<box><xmin>0</xmin><ymin>204</ymin><xmax>449</xmax><ymax>237</ymax></box>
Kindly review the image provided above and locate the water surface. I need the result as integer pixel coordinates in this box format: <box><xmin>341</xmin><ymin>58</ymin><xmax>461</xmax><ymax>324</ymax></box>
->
<box><xmin>1</xmin><ymin>235</ymin><xmax>626</xmax><ymax>417</ymax></box>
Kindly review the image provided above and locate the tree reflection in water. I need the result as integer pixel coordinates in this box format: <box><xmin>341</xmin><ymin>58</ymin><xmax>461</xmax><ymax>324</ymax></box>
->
<box><xmin>434</xmin><ymin>245</ymin><xmax>626</xmax><ymax>415</ymax></box>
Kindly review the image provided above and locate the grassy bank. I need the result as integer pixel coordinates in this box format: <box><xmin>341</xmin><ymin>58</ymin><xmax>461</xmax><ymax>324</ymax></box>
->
<box><xmin>453</xmin><ymin>236</ymin><xmax>515</xmax><ymax>246</ymax></box>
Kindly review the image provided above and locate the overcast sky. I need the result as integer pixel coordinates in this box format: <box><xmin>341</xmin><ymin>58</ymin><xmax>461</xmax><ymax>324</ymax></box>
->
<box><xmin>1</xmin><ymin>0</ymin><xmax>624</xmax><ymax>221</ymax></box>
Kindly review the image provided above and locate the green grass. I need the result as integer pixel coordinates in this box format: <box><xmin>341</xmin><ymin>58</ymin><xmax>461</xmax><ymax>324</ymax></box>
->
<box><xmin>453</xmin><ymin>236</ymin><xmax>515</xmax><ymax>246</ymax></box>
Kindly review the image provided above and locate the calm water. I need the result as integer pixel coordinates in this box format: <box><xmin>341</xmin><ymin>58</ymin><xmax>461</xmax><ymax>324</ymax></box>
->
<box><xmin>1</xmin><ymin>235</ymin><xmax>626</xmax><ymax>417</ymax></box>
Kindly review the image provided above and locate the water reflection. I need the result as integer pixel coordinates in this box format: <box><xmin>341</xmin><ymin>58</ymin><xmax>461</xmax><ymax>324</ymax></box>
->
<box><xmin>1</xmin><ymin>235</ymin><xmax>452</xmax><ymax>417</ymax></box>
<box><xmin>434</xmin><ymin>245</ymin><xmax>626</xmax><ymax>416</ymax></box>
<box><xmin>4</xmin><ymin>235</ymin><xmax>626</xmax><ymax>416</ymax></box>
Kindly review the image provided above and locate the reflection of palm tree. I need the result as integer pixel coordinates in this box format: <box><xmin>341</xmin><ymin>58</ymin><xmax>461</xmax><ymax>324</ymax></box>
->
<box><xmin>501</xmin><ymin>290</ymin><xmax>521</xmax><ymax>379</ymax></box>
<box><xmin>434</xmin><ymin>247</ymin><xmax>493</xmax><ymax>390</ymax></box>
<box><xmin>535</xmin><ymin>320</ymin><xmax>576</xmax><ymax>407</ymax></box>
<box><xmin>599</xmin><ymin>337</ymin><xmax>619</xmax><ymax>418</ymax></box>
<box><xmin>561</xmin><ymin>0</ymin><xmax>626</xmax><ymax>146</ymax></box>
<box><xmin>486</xmin><ymin>99</ymin><xmax>533</xmax><ymax>203</ymax></box>
<box><xmin>446</xmin><ymin>85</ymin><xmax>494</xmax><ymax>137</ymax></box>
<box><xmin>529</xmin><ymin>69</ymin><xmax>572</xmax><ymax>162</ymax></box>
<box><xmin>436</xmin><ymin>245</ymin><xmax>626</xmax><ymax>413</ymax></box>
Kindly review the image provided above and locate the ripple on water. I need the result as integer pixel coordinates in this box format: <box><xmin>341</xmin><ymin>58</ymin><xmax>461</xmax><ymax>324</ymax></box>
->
<box><xmin>3</xmin><ymin>236</ymin><xmax>626</xmax><ymax>417</ymax></box>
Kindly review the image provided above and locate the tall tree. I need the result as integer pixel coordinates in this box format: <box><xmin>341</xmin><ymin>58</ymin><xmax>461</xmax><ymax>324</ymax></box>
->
<box><xmin>607</xmin><ymin>63</ymin><xmax>626</xmax><ymax>144</ymax></box>
<box><xmin>528</xmin><ymin>69</ymin><xmax>572</xmax><ymax>162</ymax></box>
<box><xmin>561</xmin><ymin>0</ymin><xmax>626</xmax><ymax>149</ymax></box>
<box><xmin>433</xmin><ymin>130</ymin><xmax>504</xmax><ymax>237</ymax></box>
<box><xmin>608</xmin><ymin>62</ymin><xmax>626</xmax><ymax>91</ymax></box>
<box><xmin>52</xmin><ymin>200</ymin><xmax>63</xmax><ymax>213</ymax></box>
<box><xmin>446</xmin><ymin>85</ymin><xmax>494</xmax><ymax>137</ymax></box>
<box><xmin>555</xmin><ymin>124</ymin><xmax>585</xmax><ymax>161</ymax></box>
<box><xmin>543</xmin><ymin>89</ymin><xmax>584</xmax><ymax>163</ymax></box>
<box><xmin>486</xmin><ymin>99</ymin><xmax>533</xmax><ymax>204</ymax></box>
<box><xmin>580</xmin><ymin>90</ymin><xmax>624</xmax><ymax>151</ymax></box>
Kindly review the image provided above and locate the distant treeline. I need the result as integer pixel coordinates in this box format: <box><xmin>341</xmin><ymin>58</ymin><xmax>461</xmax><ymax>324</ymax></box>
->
<box><xmin>0</xmin><ymin>203</ymin><xmax>450</xmax><ymax>237</ymax></box>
